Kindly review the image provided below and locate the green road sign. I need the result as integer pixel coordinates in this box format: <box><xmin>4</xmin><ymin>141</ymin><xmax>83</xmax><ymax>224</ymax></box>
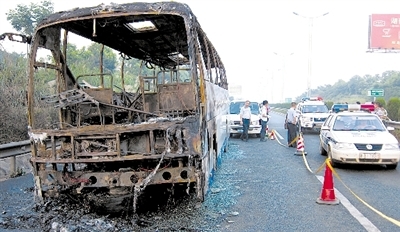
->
<box><xmin>368</xmin><ymin>89</ymin><xmax>384</xmax><ymax>97</ymax></box>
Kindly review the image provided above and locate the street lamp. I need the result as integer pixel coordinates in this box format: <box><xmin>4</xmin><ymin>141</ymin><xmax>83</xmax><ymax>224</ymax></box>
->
<box><xmin>293</xmin><ymin>11</ymin><xmax>329</xmax><ymax>98</ymax></box>
<box><xmin>274</xmin><ymin>52</ymin><xmax>294</xmax><ymax>103</ymax></box>
<box><xmin>269</xmin><ymin>68</ymin><xmax>280</xmax><ymax>103</ymax></box>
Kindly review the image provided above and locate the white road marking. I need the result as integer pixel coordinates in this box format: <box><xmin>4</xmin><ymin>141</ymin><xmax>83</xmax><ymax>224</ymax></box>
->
<box><xmin>274</xmin><ymin>130</ymin><xmax>284</xmax><ymax>140</ymax></box>
<box><xmin>316</xmin><ymin>175</ymin><xmax>380</xmax><ymax>232</ymax></box>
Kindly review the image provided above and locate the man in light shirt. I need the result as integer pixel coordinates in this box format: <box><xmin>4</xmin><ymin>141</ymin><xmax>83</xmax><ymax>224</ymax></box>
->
<box><xmin>286</xmin><ymin>102</ymin><xmax>298</xmax><ymax>147</ymax></box>
<box><xmin>259</xmin><ymin>100</ymin><xmax>270</xmax><ymax>141</ymax></box>
<box><xmin>373</xmin><ymin>101</ymin><xmax>388</xmax><ymax>120</ymax></box>
<box><xmin>240</xmin><ymin>100</ymin><xmax>252</xmax><ymax>142</ymax></box>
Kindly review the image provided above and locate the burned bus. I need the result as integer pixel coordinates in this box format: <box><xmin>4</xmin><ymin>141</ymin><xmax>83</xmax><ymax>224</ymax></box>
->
<box><xmin>16</xmin><ymin>2</ymin><xmax>229</xmax><ymax>212</ymax></box>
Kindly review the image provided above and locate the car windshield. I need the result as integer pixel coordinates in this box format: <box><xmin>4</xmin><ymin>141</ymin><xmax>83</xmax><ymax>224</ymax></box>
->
<box><xmin>230</xmin><ymin>102</ymin><xmax>259</xmax><ymax>114</ymax></box>
<box><xmin>333</xmin><ymin>115</ymin><xmax>386</xmax><ymax>131</ymax></box>
<box><xmin>302</xmin><ymin>105</ymin><xmax>329</xmax><ymax>113</ymax></box>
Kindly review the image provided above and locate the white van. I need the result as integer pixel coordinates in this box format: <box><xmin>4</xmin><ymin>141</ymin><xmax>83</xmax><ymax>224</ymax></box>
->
<box><xmin>228</xmin><ymin>100</ymin><xmax>261</xmax><ymax>136</ymax></box>
<box><xmin>296</xmin><ymin>98</ymin><xmax>330</xmax><ymax>133</ymax></box>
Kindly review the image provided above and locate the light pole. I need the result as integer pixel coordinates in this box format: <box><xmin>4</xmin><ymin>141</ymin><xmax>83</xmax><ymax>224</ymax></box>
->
<box><xmin>274</xmin><ymin>52</ymin><xmax>294</xmax><ymax>103</ymax></box>
<box><xmin>293</xmin><ymin>11</ymin><xmax>329</xmax><ymax>98</ymax></box>
<box><xmin>270</xmin><ymin>68</ymin><xmax>280</xmax><ymax>103</ymax></box>
<box><xmin>266</xmin><ymin>68</ymin><xmax>280</xmax><ymax>103</ymax></box>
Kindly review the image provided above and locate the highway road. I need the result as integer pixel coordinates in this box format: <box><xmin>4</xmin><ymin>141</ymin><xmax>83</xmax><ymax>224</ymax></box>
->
<box><xmin>1</xmin><ymin>111</ymin><xmax>400</xmax><ymax>231</ymax></box>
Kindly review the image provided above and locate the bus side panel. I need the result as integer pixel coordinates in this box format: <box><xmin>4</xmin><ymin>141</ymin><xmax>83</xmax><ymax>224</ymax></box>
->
<box><xmin>209</xmin><ymin>83</ymin><xmax>230</xmax><ymax>158</ymax></box>
<box><xmin>202</xmin><ymin>82</ymin><xmax>229</xmax><ymax>194</ymax></box>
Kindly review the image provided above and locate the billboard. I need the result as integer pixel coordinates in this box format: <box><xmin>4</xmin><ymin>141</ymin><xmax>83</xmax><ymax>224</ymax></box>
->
<box><xmin>369</xmin><ymin>14</ymin><xmax>400</xmax><ymax>50</ymax></box>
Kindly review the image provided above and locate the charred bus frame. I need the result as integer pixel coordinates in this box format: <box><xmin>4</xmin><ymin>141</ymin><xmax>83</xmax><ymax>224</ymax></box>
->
<box><xmin>16</xmin><ymin>2</ymin><xmax>229</xmax><ymax>212</ymax></box>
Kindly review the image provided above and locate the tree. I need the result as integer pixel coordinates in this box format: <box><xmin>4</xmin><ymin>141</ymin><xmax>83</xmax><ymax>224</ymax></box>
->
<box><xmin>0</xmin><ymin>51</ymin><xmax>28</xmax><ymax>143</ymax></box>
<box><xmin>374</xmin><ymin>97</ymin><xmax>386</xmax><ymax>108</ymax></box>
<box><xmin>6</xmin><ymin>0</ymin><xmax>54</xmax><ymax>35</ymax></box>
<box><xmin>87</xmin><ymin>44</ymin><xmax>117</xmax><ymax>73</ymax></box>
<box><xmin>387</xmin><ymin>97</ymin><xmax>400</xmax><ymax>121</ymax></box>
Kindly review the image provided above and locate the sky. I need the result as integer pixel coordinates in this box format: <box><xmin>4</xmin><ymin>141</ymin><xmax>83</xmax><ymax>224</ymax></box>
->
<box><xmin>2</xmin><ymin>0</ymin><xmax>400</xmax><ymax>103</ymax></box>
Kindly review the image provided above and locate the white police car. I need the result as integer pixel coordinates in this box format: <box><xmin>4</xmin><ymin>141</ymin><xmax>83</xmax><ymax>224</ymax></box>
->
<box><xmin>296</xmin><ymin>97</ymin><xmax>330</xmax><ymax>133</ymax></box>
<box><xmin>319</xmin><ymin>105</ymin><xmax>400</xmax><ymax>169</ymax></box>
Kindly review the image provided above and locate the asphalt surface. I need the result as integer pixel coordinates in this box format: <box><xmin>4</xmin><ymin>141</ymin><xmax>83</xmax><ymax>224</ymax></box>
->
<box><xmin>1</xmin><ymin>111</ymin><xmax>400</xmax><ymax>231</ymax></box>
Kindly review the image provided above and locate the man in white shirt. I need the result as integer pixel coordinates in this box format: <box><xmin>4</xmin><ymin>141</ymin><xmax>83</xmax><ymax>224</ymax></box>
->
<box><xmin>286</xmin><ymin>102</ymin><xmax>298</xmax><ymax>147</ymax></box>
<box><xmin>259</xmin><ymin>100</ymin><xmax>269</xmax><ymax>141</ymax></box>
<box><xmin>373</xmin><ymin>101</ymin><xmax>388</xmax><ymax>120</ymax></box>
<box><xmin>240</xmin><ymin>100</ymin><xmax>252</xmax><ymax>141</ymax></box>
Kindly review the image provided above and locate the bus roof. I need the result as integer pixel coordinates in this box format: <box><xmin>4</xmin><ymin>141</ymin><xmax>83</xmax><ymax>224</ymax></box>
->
<box><xmin>34</xmin><ymin>2</ymin><xmax>213</xmax><ymax>69</ymax></box>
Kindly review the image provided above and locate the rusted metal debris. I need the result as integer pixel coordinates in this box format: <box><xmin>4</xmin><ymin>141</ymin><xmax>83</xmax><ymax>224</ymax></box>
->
<box><xmin>0</xmin><ymin>33</ymin><xmax>31</xmax><ymax>44</ymax></box>
<box><xmin>19</xmin><ymin>2</ymin><xmax>229</xmax><ymax>213</ymax></box>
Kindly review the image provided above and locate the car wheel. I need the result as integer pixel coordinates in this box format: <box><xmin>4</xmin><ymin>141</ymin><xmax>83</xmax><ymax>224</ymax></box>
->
<box><xmin>327</xmin><ymin>147</ymin><xmax>337</xmax><ymax>168</ymax></box>
<box><xmin>386</xmin><ymin>163</ymin><xmax>398</xmax><ymax>170</ymax></box>
<box><xmin>319</xmin><ymin>142</ymin><xmax>327</xmax><ymax>156</ymax></box>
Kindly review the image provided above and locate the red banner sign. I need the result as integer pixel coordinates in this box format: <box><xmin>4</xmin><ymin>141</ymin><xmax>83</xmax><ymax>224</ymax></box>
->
<box><xmin>369</xmin><ymin>14</ymin><xmax>400</xmax><ymax>50</ymax></box>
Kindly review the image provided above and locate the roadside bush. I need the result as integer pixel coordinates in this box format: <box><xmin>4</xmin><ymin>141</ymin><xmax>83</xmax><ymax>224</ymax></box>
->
<box><xmin>374</xmin><ymin>97</ymin><xmax>386</xmax><ymax>107</ymax></box>
<box><xmin>0</xmin><ymin>52</ymin><xmax>28</xmax><ymax>144</ymax></box>
<box><xmin>387</xmin><ymin>97</ymin><xmax>400</xmax><ymax>121</ymax></box>
<box><xmin>325</xmin><ymin>101</ymin><xmax>334</xmax><ymax>110</ymax></box>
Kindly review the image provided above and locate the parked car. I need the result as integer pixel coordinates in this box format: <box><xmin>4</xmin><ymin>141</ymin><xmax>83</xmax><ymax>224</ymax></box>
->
<box><xmin>296</xmin><ymin>98</ymin><xmax>330</xmax><ymax>133</ymax></box>
<box><xmin>331</xmin><ymin>103</ymin><xmax>374</xmax><ymax>113</ymax></box>
<box><xmin>228</xmin><ymin>100</ymin><xmax>261</xmax><ymax>137</ymax></box>
<box><xmin>360</xmin><ymin>103</ymin><xmax>375</xmax><ymax>112</ymax></box>
<box><xmin>331</xmin><ymin>103</ymin><xmax>348</xmax><ymax>113</ymax></box>
<box><xmin>319</xmin><ymin>107</ymin><xmax>400</xmax><ymax>169</ymax></box>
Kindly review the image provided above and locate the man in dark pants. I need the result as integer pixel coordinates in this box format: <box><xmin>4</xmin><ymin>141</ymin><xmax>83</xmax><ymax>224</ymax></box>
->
<box><xmin>240</xmin><ymin>100</ymin><xmax>252</xmax><ymax>142</ymax></box>
<box><xmin>286</xmin><ymin>102</ymin><xmax>298</xmax><ymax>147</ymax></box>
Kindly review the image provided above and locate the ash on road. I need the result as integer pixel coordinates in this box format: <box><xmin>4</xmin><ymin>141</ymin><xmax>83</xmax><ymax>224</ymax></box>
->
<box><xmin>0</xmin><ymin>142</ymin><xmax>249</xmax><ymax>232</ymax></box>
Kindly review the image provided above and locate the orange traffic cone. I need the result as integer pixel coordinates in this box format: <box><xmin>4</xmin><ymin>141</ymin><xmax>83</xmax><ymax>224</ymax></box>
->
<box><xmin>269</xmin><ymin>130</ymin><xmax>275</xmax><ymax>140</ymax></box>
<box><xmin>316</xmin><ymin>160</ymin><xmax>340</xmax><ymax>205</ymax></box>
<box><xmin>294</xmin><ymin>134</ymin><xmax>307</xmax><ymax>156</ymax></box>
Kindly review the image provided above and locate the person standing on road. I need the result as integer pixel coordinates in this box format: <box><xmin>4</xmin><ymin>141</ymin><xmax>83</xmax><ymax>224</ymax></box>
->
<box><xmin>286</xmin><ymin>102</ymin><xmax>298</xmax><ymax>147</ymax></box>
<box><xmin>259</xmin><ymin>100</ymin><xmax>269</xmax><ymax>142</ymax></box>
<box><xmin>373</xmin><ymin>101</ymin><xmax>389</xmax><ymax>120</ymax></box>
<box><xmin>240</xmin><ymin>100</ymin><xmax>252</xmax><ymax>142</ymax></box>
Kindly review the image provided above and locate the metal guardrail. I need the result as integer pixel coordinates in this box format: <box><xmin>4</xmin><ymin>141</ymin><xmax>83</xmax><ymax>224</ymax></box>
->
<box><xmin>0</xmin><ymin>140</ymin><xmax>31</xmax><ymax>159</ymax></box>
<box><xmin>0</xmin><ymin>140</ymin><xmax>60</xmax><ymax>177</ymax></box>
<box><xmin>383</xmin><ymin>120</ymin><xmax>400</xmax><ymax>129</ymax></box>
<box><xmin>0</xmin><ymin>140</ymin><xmax>62</xmax><ymax>178</ymax></box>
<box><xmin>0</xmin><ymin>140</ymin><xmax>31</xmax><ymax>177</ymax></box>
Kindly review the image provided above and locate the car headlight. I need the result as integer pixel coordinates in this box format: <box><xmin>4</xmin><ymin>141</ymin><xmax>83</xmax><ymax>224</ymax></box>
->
<box><xmin>302</xmin><ymin>117</ymin><xmax>313</xmax><ymax>122</ymax></box>
<box><xmin>332</xmin><ymin>142</ymin><xmax>355</xmax><ymax>150</ymax></box>
<box><xmin>383</xmin><ymin>143</ymin><xmax>400</xmax><ymax>150</ymax></box>
<box><xmin>251</xmin><ymin>120</ymin><xmax>259</xmax><ymax>125</ymax></box>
